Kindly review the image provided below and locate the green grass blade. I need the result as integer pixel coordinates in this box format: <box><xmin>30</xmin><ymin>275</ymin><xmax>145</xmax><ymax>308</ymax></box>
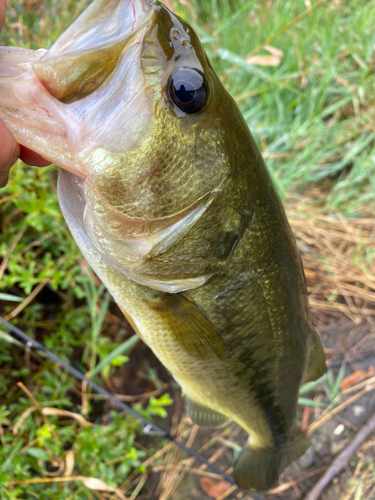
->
<box><xmin>213</xmin><ymin>0</ymin><xmax>258</xmax><ymax>35</ymax></box>
<box><xmin>0</xmin><ymin>293</ymin><xmax>23</xmax><ymax>302</ymax></box>
<box><xmin>298</xmin><ymin>397</ymin><xmax>327</xmax><ymax>409</ymax></box>
<box><xmin>299</xmin><ymin>373</ymin><xmax>328</xmax><ymax>395</ymax></box>
<box><xmin>90</xmin><ymin>334</ymin><xmax>139</xmax><ymax>378</ymax></box>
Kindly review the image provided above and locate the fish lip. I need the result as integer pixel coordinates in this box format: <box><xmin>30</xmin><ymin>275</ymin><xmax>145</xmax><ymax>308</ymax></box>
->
<box><xmin>33</xmin><ymin>0</ymin><xmax>155</xmax><ymax>103</ymax></box>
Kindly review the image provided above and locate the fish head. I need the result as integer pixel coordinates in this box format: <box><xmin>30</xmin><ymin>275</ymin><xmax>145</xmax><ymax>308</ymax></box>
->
<box><xmin>1</xmin><ymin>0</ymin><xmax>253</xmax><ymax>291</ymax></box>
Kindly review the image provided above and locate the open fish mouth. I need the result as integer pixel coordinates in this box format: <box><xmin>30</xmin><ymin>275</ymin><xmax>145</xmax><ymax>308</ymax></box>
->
<box><xmin>0</xmin><ymin>0</ymin><xmax>154</xmax><ymax>177</ymax></box>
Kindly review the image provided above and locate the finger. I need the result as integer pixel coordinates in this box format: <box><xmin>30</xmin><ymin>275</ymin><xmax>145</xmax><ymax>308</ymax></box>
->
<box><xmin>19</xmin><ymin>145</ymin><xmax>51</xmax><ymax>167</ymax></box>
<box><xmin>0</xmin><ymin>118</ymin><xmax>20</xmax><ymax>188</ymax></box>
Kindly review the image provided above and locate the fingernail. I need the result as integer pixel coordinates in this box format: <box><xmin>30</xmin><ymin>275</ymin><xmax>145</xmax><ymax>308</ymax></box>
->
<box><xmin>0</xmin><ymin>158</ymin><xmax>17</xmax><ymax>188</ymax></box>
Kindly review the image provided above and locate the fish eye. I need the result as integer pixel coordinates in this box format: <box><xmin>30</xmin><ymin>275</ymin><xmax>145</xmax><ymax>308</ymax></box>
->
<box><xmin>168</xmin><ymin>68</ymin><xmax>209</xmax><ymax>114</ymax></box>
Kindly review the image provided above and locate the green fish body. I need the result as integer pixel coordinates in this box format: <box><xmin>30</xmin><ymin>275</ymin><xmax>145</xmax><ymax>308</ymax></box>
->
<box><xmin>0</xmin><ymin>0</ymin><xmax>325</xmax><ymax>491</ymax></box>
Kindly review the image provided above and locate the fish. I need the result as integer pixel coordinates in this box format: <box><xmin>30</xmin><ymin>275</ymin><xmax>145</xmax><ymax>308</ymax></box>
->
<box><xmin>0</xmin><ymin>0</ymin><xmax>326</xmax><ymax>491</ymax></box>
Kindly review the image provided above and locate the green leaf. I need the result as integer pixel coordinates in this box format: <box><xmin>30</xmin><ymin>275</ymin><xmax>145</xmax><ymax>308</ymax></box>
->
<box><xmin>299</xmin><ymin>373</ymin><xmax>328</xmax><ymax>395</ymax></box>
<box><xmin>0</xmin><ymin>330</ymin><xmax>24</xmax><ymax>347</ymax></box>
<box><xmin>110</xmin><ymin>355</ymin><xmax>129</xmax><ymax>367</ymax></box>
<box><xmin>24</xmin><ymin>447</ymin><xmax>50</xmax><ymax>461</ymax></box>
<box><xmin>331</xmin><ymin>362</ymin><xmax>347</xmax><ymax>400</ymax></box>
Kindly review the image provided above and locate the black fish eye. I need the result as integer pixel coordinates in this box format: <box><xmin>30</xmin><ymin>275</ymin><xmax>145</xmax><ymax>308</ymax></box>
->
<box><xmin>168</xmin><ymin>68</ymin><xmax>209</xmax><ymax>114</ymax></box>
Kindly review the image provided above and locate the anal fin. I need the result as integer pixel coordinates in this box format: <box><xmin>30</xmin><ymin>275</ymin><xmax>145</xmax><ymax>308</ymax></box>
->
<box><xmin>185</xmin><ymin>397</ymin><xmax>229</xmax><ymax>428</ymax></box>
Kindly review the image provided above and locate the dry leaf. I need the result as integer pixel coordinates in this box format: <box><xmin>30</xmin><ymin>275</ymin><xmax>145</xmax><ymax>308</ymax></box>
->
<box><xmin>339</xmin><ymin>370</ymin><xmax>367</xmax><ymax>390</ymax></box>
<box><xmin>246</xmin><ymin>45</ymin><xmax>284</xmax><ymax>66</ymax></box>
<box><xmin>64</xmin><ymin>450</ymin><xmax>75</xmax><ymax>477</ymax></box>
<box><xmin>77</xmin><ymin>476</ymin><xmax>127</xmax><ymax>500</ymax></box>
<box><xmin>80</xmin><ymin>477</ymin><xmax>111</xmax><ymax>490</ymax></box>
<box><xmin>340</xmin><ymin>366</ymin><xmax>375</xmax><ymax>390</ymax></box>
<box><xmin>199</xmin><ymin>477</ymin><xmax>232</xmax><ymax>499</ymax></box>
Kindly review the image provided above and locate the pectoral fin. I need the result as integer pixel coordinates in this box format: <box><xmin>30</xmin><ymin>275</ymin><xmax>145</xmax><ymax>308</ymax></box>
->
<box><xmin>185</xmin><ymin>396</ymin><xmax>229</xmax><ymax>428</ymax></box>
<box><xmin>144</xmin><ymin>294</ymin><xmax>226</xmax><ymax>360</ymax></box>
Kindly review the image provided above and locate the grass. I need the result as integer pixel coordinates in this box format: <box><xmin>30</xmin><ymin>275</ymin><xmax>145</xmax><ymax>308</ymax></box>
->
<box><xmin>189</xmin><ymin>0</ymin><xmax>375</xmax><ymax>215</ymax></box>
<box><xmin>1</xmin><ymin>0</ymin><xmax>375</xmax><ymax>499</ymax></box>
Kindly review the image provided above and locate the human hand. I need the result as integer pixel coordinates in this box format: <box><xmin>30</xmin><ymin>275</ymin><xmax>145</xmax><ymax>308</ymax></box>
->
<box><xmin>0</xmin><ymin>0</ymin><xmax>50</xmax><ymax>188</ymax></box>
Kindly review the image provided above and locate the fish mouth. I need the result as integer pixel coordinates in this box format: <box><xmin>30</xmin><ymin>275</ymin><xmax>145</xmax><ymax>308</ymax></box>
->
<box><xmin>0</xmin><ymin>0</ymin><xmax>155</xmax><ymax>177</ymax></box>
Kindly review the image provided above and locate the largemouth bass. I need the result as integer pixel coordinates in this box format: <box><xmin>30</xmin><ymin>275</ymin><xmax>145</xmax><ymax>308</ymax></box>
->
<box><xmin>0</xmin><ymin>0</ymin><xmax>325</xmax><ymax>491</ymax></box>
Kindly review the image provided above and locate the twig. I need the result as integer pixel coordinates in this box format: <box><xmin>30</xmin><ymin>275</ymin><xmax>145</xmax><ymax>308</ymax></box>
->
<box><xmin>82</xmin><ymin>383</ymin><xmax>169</xmax><ymax>402</ymax></box>
<box><xmin>268</xmin><ymin>467</ymin><xmax>326</xmax><ymax>495</ymax></box>
<box><xmin>17</xmin><ymin>382</ymin><xmax>61</xmax><ymax>445</ymax></box>
<box><xmin>216</xmin><ymin>484</ymin><xmax>238</xmax><ymax>500</ymax></box>
<box><xmin>128</xmin><ymin>475</ymin><xmax>147</xmax><ymax>500</ymax></box>
<box><xmin>4</xmin><ymin>280</ymin><xmax>49</xmax><ymax>320</ymax></box>
<box><xmin>6</xmin><ymin>476</ymin><xmax>128</xmax><ymax>499</ymax></box>
<box><xmin>0</xmin><ymin>228</ymin><xmax>25</xmax><ymax>280</ymax></box>
<box><xmin>304</xmin><ymin>410</ymin><xmax>375</xmax><ymax>500</ymax></box>
<box><xmin>306</xmin><ymin>383</ymin><xmax>375</xmax><ymax>435</ymax></box>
